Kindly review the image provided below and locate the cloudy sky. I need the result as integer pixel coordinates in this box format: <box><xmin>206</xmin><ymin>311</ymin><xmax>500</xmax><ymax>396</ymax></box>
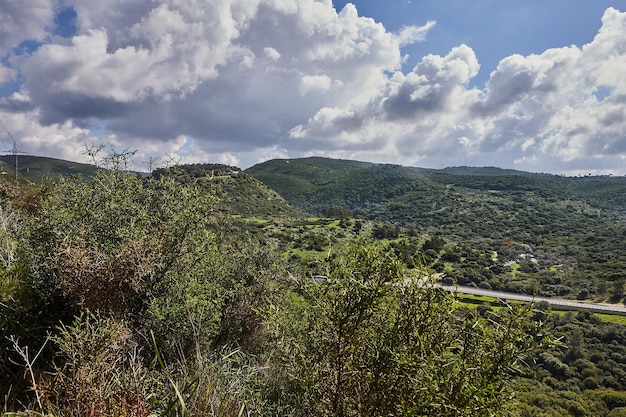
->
<box><xmin>1</xmin><ymin>0</ymin><xmax>625</xmax><ymax>175</ymax></box>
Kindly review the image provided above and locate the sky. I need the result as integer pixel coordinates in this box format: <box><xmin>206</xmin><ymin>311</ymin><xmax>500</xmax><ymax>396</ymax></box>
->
<box><xmin>0</xmin><ymin>0</ymin><xmax>625</xmax><ymax>175</ymax></box>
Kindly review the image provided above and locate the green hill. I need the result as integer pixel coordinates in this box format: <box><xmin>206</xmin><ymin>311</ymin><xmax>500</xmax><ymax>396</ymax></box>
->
<box><xmin>152</xmin><ymin>163</ymin><xmax>305</xmax><ymax>219</ymax></box>
<box><xmin>245</xmin><ymin>157</ymin><xmax>434</xmax><ymax>214</ymax></box>
<box><xmin>0</xmin><ymin>156</ymin><xmax>302</xmax><ymax>219</ymax></box>
<box><xmin>247</xmin><ymin>157</ymin><xmax>626</xmax><ymax>300</ymax></box>
<box><xmin>0</xmin><ymin>155</ymin><xmax>99</xmax><ymax>182</ymax></box>
<box><xmin>246</xmin><ymin>157</ymin><xmax>625</xmax><ymax>228</ymax></box>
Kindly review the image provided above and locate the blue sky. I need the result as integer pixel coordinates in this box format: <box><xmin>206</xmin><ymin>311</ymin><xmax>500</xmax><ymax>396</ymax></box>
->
<box><xmin>334</xmin><ymin>0</ymin><xmax>620</xmax><ymax>87</ymax></box>
<box><xmin>1</xmin><ymin>1</ymin><xmax>625</xmax><ymax>175</ymax></box>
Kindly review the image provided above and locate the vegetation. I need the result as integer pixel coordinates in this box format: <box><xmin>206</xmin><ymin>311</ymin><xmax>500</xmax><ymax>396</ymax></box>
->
<box><xmin>1</xmin><ymin>153</ymin><xmax>625</xmax><ymax>415</ymax></box>
<box><xmin>246</xmin><ymin>157</ymin><xmax>626</xmax><ymax>301</ymax></box>
<box><xmin>266</xmin><ymin>244</ymin><xmax>547</xmax><ymax>416</ymax></box>
<box><xmin>0</xmin><ymin>154</ymin><xmax>99</xmax><ymax>182</ymax></box>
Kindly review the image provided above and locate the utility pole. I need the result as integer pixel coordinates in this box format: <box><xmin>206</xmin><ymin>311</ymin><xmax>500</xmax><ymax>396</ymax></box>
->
<box><xmin>0</xmin><ymin>118</ymin><xmax>25</xmax><ymax>186</ymax></box>
<box><xmin>11</xmin><ymin>140</ymin><xmax>22</xmax><ymax>185</ymax></box>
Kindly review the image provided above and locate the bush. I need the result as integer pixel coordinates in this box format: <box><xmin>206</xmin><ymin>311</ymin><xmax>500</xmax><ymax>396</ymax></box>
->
<box><xmin>42</xmin><ymin>313</ymin><xmax>156</xmax><ymax>416</ymax></box>
<box><xmin>265</xmin><ymin>242</ymin><xmax>550</xmax><ymax>416</ymax></box>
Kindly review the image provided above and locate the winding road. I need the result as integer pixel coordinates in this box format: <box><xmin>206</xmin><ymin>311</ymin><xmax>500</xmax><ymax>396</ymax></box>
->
<box><xmin>436</xmin><ymin>284</ymin><xmax>626</xmax><ymax>316</ymax></box>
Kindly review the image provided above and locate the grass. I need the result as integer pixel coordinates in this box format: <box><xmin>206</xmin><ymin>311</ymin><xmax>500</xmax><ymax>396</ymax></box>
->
<box><xmin>457</xmin><ymin>296</ymin><xmax>626</xmax><ymax>325</ymax></box>
<box><xmin>455</xmin><ymin>293</ymin><xmax>494</xmax><ymax>303</ymax></box>
<box><xmin>594</xmin><ymin>314</ymin><xmax>626</xmax><ymax>325</ymax></box>
<box><xmin>510</xmin><ymin>263</ymin><xmax>521</xmax><ymax>279</ymax></box>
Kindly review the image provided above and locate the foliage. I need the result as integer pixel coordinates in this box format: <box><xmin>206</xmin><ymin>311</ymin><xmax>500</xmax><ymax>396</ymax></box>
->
<box><xmin>154</xmin><ymin>163</ymin><xmax>305</xmax><ymax>219</ymax></box>
<box><xmin>246</xmin><ymin>157</ymin><xmax>626</xmax><ymax>301</ymax></box>
<box><xmin>264</xmin><ymin>243</ymin><xmax>549</xmax><ymax>416</ymax></box>
<box><xmin>1</xmin><ymin>152</ymin><xmax>623</xmax><ymax>416</ymax></box>
<box><xmin>27</xmin><ymin>158</ymin><xmax>216</xmax><ymax>319</ymax></box>
<box><xmin>42</xmin><ymin>313</ymin><xmax>155</xmax><ymax>416</ymax></box>
<box><xmin>1</xmin><ymin>149</ymin><xmax>291</xmax><ymax>415</ymax></box>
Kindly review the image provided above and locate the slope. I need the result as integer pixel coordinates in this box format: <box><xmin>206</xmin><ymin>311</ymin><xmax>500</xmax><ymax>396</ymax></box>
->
<box><xmin>246</xmin><ymin>157</ymin><xmax>626</xmax><ymax>300</ymax></box>
<box><xmin>152</xmin><ymin>163</ymin><xmax>305</xmax><ymax>219</ymax></box>
<box><xmin>0</xmin><ymin>155</ymin><xmax>98</xmax><ymax>182</ymax></box>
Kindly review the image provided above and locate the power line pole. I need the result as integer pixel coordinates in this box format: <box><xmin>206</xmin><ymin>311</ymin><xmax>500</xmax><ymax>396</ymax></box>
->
<box><xmin>0</xmin><ymin>118</ymin><xmax>26</xmax><ymax>186</ymax></box>
<box><xmin>11</xmin><ymin>140</ymin><xmax>23</xmax><ymax>185</ymax></box>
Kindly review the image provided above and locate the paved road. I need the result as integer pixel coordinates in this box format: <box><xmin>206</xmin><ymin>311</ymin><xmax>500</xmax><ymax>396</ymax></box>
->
<box><xmin>436</xmin><ymin>284</ymin><xmax>626</xmax><ymax>316</ymax></box>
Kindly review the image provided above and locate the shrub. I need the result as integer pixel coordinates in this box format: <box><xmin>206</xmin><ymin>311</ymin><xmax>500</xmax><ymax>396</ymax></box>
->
<box><xmin>265</xmin><ymin>242</ymin><xmax>550</xmax><ymax>416</ymax></box>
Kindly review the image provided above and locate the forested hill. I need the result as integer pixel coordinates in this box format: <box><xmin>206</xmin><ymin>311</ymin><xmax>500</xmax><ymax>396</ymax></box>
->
<box><xmin>245</xmin><ymin>157</ymin><xmax>433</xmax><ymax>214</ymax></box>
<box><xmin>245</xmin><ymin>157</ymin><xmax>626</xmax><ymax>232</ymax></box>
<box><xmin>151</xmin><ymin>163</ymin><xmax>305</xmax><ymax>218</ymax></box>
<box><xmin>0</xmin><ymin>155</ymin><xmax>98</xmax><ymax>182</ymax></box>
<box><xmin>0</xmin><ymin>156</ymin><xmax>304</xmax><ymax>219</ymax></box>
<box><xmin>246</xmin><ymin>157</ymin><xmax>626</xmax><ymax>300</ymax></box>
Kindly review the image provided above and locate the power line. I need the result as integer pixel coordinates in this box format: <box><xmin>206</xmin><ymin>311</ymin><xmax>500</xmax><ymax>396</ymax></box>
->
<box><xmin>0</xmin><ymin>118</ymin><xmax>26</xmax><ymax>185</ymax></box>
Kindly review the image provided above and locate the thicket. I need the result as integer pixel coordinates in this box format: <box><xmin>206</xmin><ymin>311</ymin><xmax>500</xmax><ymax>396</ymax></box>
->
<box><xmin>0</xmin><ymin>152</ymin><xmax>553</xmax><ymax>416</ymax></box>
<box><xmin>511</xmin><ymin>311</ymin><xmax>626</xmax><ymax>416</ymax></box>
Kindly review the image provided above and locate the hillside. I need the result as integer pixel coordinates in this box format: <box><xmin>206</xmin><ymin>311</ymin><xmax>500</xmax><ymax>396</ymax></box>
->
<box><xmin>247</xmin><ymin>157</ymin><xmax>626</xmax><ymax>218</ymax></box>
<box><xmin>245</xmin><ymin>157</ymin><xmax>434</xmax><ymax>214</ymax></box>
<box><xmin>152</xmin><ymin>163</ymin><xmax>305</xmax><ymax>218</ymax></box>
<box><xmin>0</xmin><ymin>155</ymin><xmax>98</xmax><ymax>182</ymax></box>
<box><xmin>246</xmin><ymin>157</ymin><xmax>626</xmax><ymax>301</ymax></box>
<box><xmin>0</xmin><ymin>156</ymin><xmax>304</xmax><ymax>219</ymax></box>
<box><xmin>2</xmin><ymin>153</ymin><xmax>626</xmax><ymax>416</ymax></box>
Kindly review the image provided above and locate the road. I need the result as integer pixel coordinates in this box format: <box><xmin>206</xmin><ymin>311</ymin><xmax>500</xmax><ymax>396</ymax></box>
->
<box><xmin>436</xmin><ymin>284</ymin><xmax>626</xmax><ymax>316</ymax></box>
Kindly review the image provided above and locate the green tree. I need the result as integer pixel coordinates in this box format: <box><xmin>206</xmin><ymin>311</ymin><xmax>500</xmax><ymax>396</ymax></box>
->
<box><xmin>611</xmin><ymin>279</ymin><xmax>625</xmax><ymax>302</ymax></box>
<box><xmin>27</xmin><ymin>157</ymin><xmax>216</xmax><ymax>319</ymax></box>
<box><xmin>265</xmin><ymin>242</ymin><xmax>549</xmax><ymax>416</ymax></box>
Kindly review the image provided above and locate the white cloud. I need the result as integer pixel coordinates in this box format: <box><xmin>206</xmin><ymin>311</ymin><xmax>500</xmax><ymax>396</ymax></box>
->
<box><xmin>0</xmin><ymin>65</ymin><xmax>14</xmax><ymax>85</ymax></box>
<box><xmin>0</xmin><ymin>0</ymin><xmax>54</xmax><ymax>54</ymax></box>
<box><xmin>0</xmin><ymin>103</ymin><xmax>95</xmax><ymax>164</ymax></box>
<box><xmin>0</xmin><ymin>1</ymin><xmax>625</xmax><ymax>174</ymax></box>
<box><xmin>288</xmin><ymin>7</ymin><xmax>626</xmax><ymax>174</ymax></box>
<box><xmin>264</xmin><ymin>46</ymin><xmax>281</xmax><ymax>61</ymax></box>
<box><xmin>0</xmin><ymin>0</ymin><xmax>55</xmax><ymax>94</ymax></box>
<box><xmin>396</xmin><ymin>21</ymin><xmax>436</xmax><ymax>47</ymax></box>
<box><xmin>382</xmin><ymin>44</ymin><xmax>480</xmax><ymax>119</ymax></box>
<box><xmin>475</xmin><ymin>7</ymin><xmax>626</xmax><ymax>166</ymax></box>
<box><xmin>300</xmin><ymin>74</ymin><xmax>333</xmax><ymax>93</ymax></box>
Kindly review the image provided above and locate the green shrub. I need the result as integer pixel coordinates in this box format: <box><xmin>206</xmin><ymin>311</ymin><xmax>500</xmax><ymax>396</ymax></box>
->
<box><xmin>265</xmin><ymin>242</ymin><xmax>550</xmax><ymax>416</ymax></box>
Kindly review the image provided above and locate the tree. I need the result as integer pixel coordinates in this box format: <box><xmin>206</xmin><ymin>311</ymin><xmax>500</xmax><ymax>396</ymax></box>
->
<box><xmin>611</xmin><ymin>279</ymin><xmax>625</xmax><ymax>302</ymax></box>
<box><xmin>265</xmin><ymin>242</ymin><xmax>550</xmax><ymax>416</ymax></box>
<box><xmin>27</xmin><ymin>152</ymin><xmax>216</xmax><ymax>319</ymax></box>
<box><xmin>422</xmin><ymin>234</ymin><xmax>447</xmax><ymax>252</ymax></box>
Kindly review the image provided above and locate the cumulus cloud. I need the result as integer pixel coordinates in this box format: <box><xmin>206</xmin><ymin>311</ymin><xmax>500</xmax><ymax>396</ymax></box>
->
<box><xmin>0</xmin><ymin>0</ymin><xmax>55</xmax><ymax>94</ymax></box>
<box><xmin>0</xmin><ymin>0</ymin><xmax>54</xmax><ymax>54</ymax></box>
<box><xmin>0</xmin><ymin>1</ymin><xmax>625</xmax><ymax>174</ymax></box>
<box><xmin>382</xmin><ymin>44</ymin><xmax>480</xmax><ymax>120</ymax></box>
<box><xmin>13</xmin><ymin>0</ymin><xmax>418</xmax><ymax>149</ymax></box>
<box><xmin>290</xmin><ymin>7</ymin><xmax>626</xmax><ymax>173</ymax></box>
<box><xmin>474</xmin><ymin>7</ymin><xmax>626</xmax><ymax>166</ymax></box>
<box><xmin>300</xmin><ymin>74</ymin><xmax>334</xmax><ymax>93</ymax></box>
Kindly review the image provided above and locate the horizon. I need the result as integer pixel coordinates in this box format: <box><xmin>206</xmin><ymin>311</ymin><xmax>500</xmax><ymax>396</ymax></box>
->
<box><xmin>3</xmin><ymin>153</ymin><xmax>624</xmax><ymax>179</ymax></box>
